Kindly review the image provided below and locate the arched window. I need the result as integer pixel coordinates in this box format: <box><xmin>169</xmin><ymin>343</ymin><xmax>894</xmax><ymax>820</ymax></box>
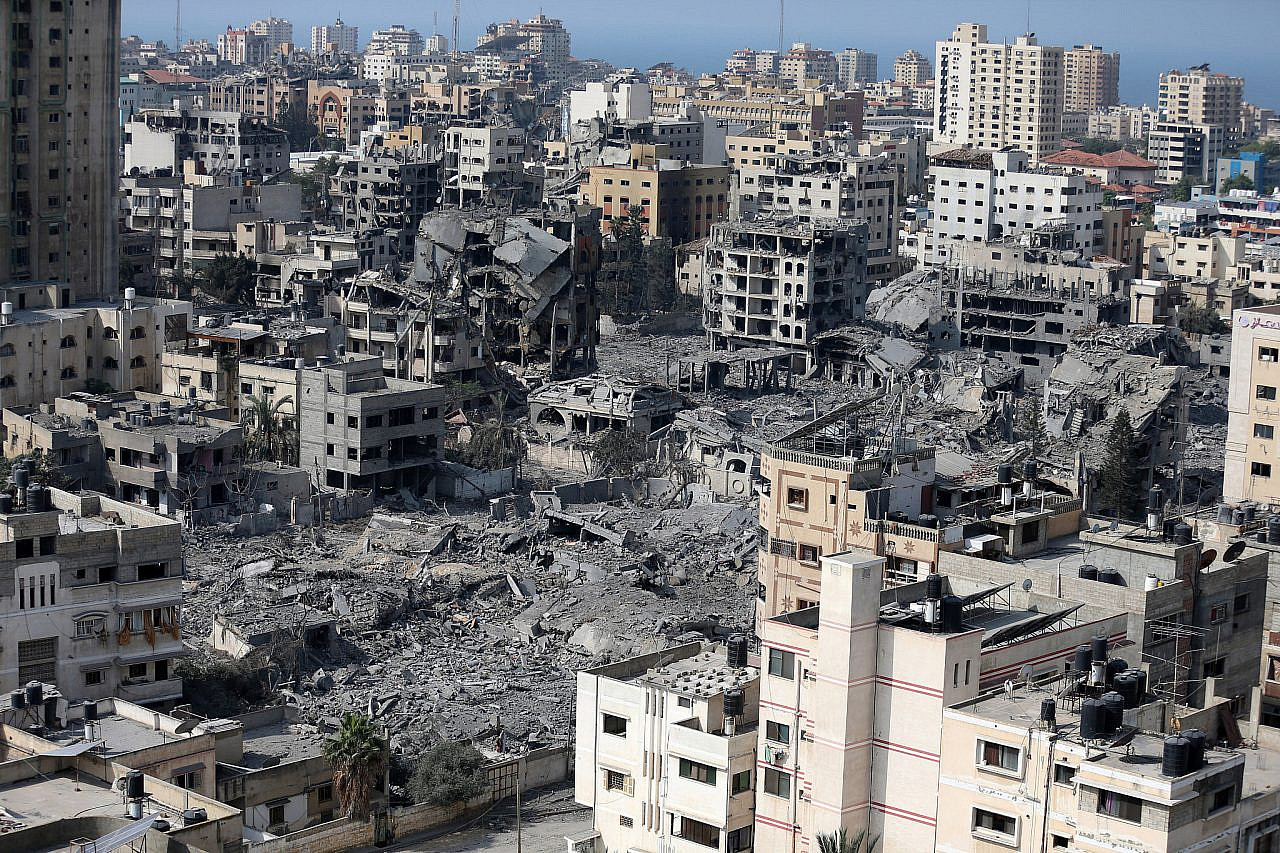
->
<box><xmin>59</xmin><ymin>335</ymin><xmax>76</xmax><ymax>349</ymax></box>
<box><xmin>129</xmin><ymin>355</ymin><xmax>146</xmax><ymax>369</ymax></box>
<box><xmin>0</xmin><ymin>343</ymin><xmax>14</xmax><ymax>357</ymax></box>
<box><xmin>103</xmin><ymin>327</ymin><xmax>119</xmax><ymax>340</ymax></box>
<box><xmin>60</xmin><ymin>366</ymin><xmax>77</xmax><ymax>379</ymax></box>
<box><xmin>103</xmin><ymin>357</ymin><xmax>119</xmax><ymax>370</ymax></box>
<box><xmin>129</xmin><ymin>326</ymin><xmax>145</xmax><ymax>340</ymax></box>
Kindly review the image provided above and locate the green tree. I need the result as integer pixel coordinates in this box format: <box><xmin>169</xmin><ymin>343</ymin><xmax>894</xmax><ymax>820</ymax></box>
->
<box><xmin>1179</xmin><ymin>304</ymin><xmax>1229</xmax><ymax>335</ymax></box>
<box><xmin>1220</xmin><ymin>173</ymin><xmax>1258</xmax><ymax>193</ymax></box>
<box><xmin>1096</xmin><ymin>409</ymin><xmax>1143</xmax><ymax>521</ymax></box>
<box><xmin>1241</xmin><ymin>138</ymin><xmax>1280</xmax><ymax>158</ymax></box>
<box><xmin>195</xmin><ymin>254</ymin><xmax>257</xmax><ymax>305</ymax></box>
<box><xmin>1016</xmin><ymin>398</ymin><xmax>1049</xmax><ymax>453</ymax></box>
<box><xmin>275</xmin><ymin>95</ymin><xmax>320</xmax><ymax>150</ymax></box>
<box><xmin>322</xmin><ymin>713</ymin><xmax>389</xmax><ymax>821</ymax></box>
<box><xmin>242</xmin><ymin>393</ymin><xmax>297</xmax><ymax>464</ymax></box>
<box><xmin>407</xmin><ymin>741</ymin><xmax>489</xmax><ymax>806</ymax></box>
<box><xmin>1164</xmin><ymin>177</ymin><xmax>1198</xmax><ymax>202</ymax></box>
<box><xmin>816</xmin><ymin>828</ymin><xmax>879</xmax><ymax>853</ymax></box>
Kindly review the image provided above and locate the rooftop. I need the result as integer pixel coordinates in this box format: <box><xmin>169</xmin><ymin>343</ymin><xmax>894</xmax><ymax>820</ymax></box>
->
<box><xmin>639</xmin><ymin>649</ymin><xmax>758</xmax><ymax>699</ymax></box>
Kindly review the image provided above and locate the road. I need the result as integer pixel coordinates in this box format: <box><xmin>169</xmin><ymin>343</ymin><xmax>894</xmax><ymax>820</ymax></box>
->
<box><xmin>382</xmin><ymin>784</ymin><xmax>593</xmax><ymax>853</ymax></box>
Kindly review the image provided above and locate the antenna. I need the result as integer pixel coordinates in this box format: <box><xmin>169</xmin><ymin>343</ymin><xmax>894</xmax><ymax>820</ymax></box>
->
<box><xmin>453</xmin><ymin>0</ymin><xmax>461</xmax><ymax>58</ymax></box>
<box><xmin>175</xmin><ymin>0</ymin><xmax>181</xmax><ymax>49</ymax></box>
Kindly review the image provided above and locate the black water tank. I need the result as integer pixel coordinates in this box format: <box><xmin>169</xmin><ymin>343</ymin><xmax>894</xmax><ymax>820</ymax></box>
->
<box><xmin>27</xmin><ymin>485</ymin><xmax>47</xmax><ymax>512</ymax></box>
<box><xmin>1105</xmin><ymin>658</ymin><xmax>1129</xmax><ymax>685</ymax></box>
<box><xmin>1073</xmin><ymin>644</ymin><xmax>1092</xmax><ymax>674</ymax></box>
<box><xmin>1148</xmin><ymin>487</ymin><xmax>1162</xmax><ymax>512</ymax></box>
<box><xmin>10</xmin><ymin>690</ymin><xmax>25</xmax><ymax>709</ymax></box>
<box><xmin>0</xmin><ymin>494</ymin><xmax>13</xmax><ymax>514</ymax></box>
<box><xmin>182</xmin><ymin>808</ymin><xmax>207</xmax><ymax>826</ymax></box>
<box><xmin>83</xmin><ymin>700</ymin><xmax>98</xmax><ymax>722</ymax></box>
<box><xmin>723</xmin><ymin>689</ymin><xmax>744</xmax><ymax>717</ymax></box>
<box><xmin>1184</xmin><ymin>729</ymin><xmax>1207</xmax><ymax>771</ymax></box>
<box><xmin>1173</xmin><ymin>523</ymin><xmax>1193</xmax><ymax>545</ymax></box>
<box><xmin>12</xmin><ymin>465</ymin><xmax>29</xmax><ymax>488</ymax></box>
<box><xmin>941</xmin><ymin>595</ymin><xmax>964</xmax><ymax>632</ymax></box>
<box><xmin>1132</xmin><ymin>668</ymin><xmax>1148</xmax><ymax>699</ymax></box>
<box><xmin>1091</xmin><ymin>636</ymin><xmax>1108</xmax><ymax>663</ymax></box>
<box><xmin>1162</xmin><ymin>518</ymin><xmax>1178</xmax><ymax>540</ymax></box>
<box><xmin>1040</xmin><ymin>698</ymin><xmax>1056</xmax><ymax>726</ymax></box>
<box><xmin>1024</xmin><ymin>460</ymin><xmax>1038</xmax><ymax>482</ymax></box>
<box><xmin>917</xmin><ymin>514</ymin><xmax>939</xmax><ymax>529</ymax></box>
<box><xmin>153</xmin><ymin>819</ymin><xmax>171</xmax><ymax>833</ymax></box>
<box><xmin>1078</xmin><ymin>564</ymin><xmax>1099</xmax><ymax>581</ymax></box>
<box><xmin>1270</xmin><ymin>516</ymin><xmax>1280</xmax><ymax>545</ymax></box>
<box><xmin>997</xmin><ymin>463</ymin><xmax>1013</xmax><ymax>485</ymax></box>
<box><xmin>1097</xmin><ymin>569</ymin><xmax>1123</xmax><ymax>585</ymax></box>
<box><xmin>727</xmin><ymin>635</ymin><xmax>748</xmax><ymax>668</ymax></box>
<box><xmin>925</xmin><ymin>573</ymin><xmax>943</xmax><ymax>600</ymax></box>
<box><xmin>1162</xmin><ymin>736</ymin><xmax>1191</xmax><ymax>777</ymax></box>
<box><xmin>1080</xmin><ymin>699</ymin><xmax>1104</xmax><ymax>739</ymax></box>
<box><xmin>126</xmin><ymin>770</ymin><xmax>145</xmax><ymax>799</ymax></box>
<box><xmin>1114</xmin><ymin>673</ymin><xmax>1140</xmax><ymax>709</ymax></box>
<box><xmin>25</xmin><ymin>681</ymin><xmax>42</xmax><ymax>707</ymax></box>
<box><xmin>43</xmin><ymin>697</ymin><xmax>57</xmax><ymax>728</ymax></box>
<box><xmin>1246</xmin><ymin>504</ymin><xmax>1258</xmax><ymax>522</ymax></box>
<box><xmin>1101</xmin><ymin>691</ymin><xmax>1125</xmax><ymax>731</ymax></box>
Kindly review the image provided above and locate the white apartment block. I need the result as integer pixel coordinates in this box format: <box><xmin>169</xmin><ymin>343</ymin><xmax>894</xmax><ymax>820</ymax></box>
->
<box><xmin>1149</xmin><ymin>121</ymin><xmax>1224</xmax><ymax>186</ymax></box>
<box><xmin>780</xmin><ymin>43</ymin><xmax>838</xmax><ymax>88</ymax></box>
<box><xmin>1087</xmin><ymin>105</ymin><xmax>1159</xmax><ymax>142</ymax></box>
<box><xmin>367</xmin><ymin>25</ymin><xmax>424</xmax><ymax>57</ymax></box>
<box><xmin>929</xmin><ymin>149</ymin><xmax>1102</xmax><ymax>257</ymax></box>
<box><xmin>443</xmin><ymin>124</ymin><xmax>530</xmax><ymax>206</ymax></box>
<box><xmin>836</xmin><ymin>48</ymin><xmax>878</xmax><ymax>88</ymax></box>
<box><xmin>568</xmin><ymin>80</ymin><xmax>654</xmax><ymax>126</ymax></box>
<box><xmin>1159</xmin><ymin>66</ymin><xmax>1245</xmax><ymax>133</ymax></box>
<box><xmin>894</xmin><ymin>49</ymin><xmax>932</xmax><ymax>87</ymax></box>
<box><xmin>249</xmin><ymin>17</ymin><xmax>293</xmax><ymax>48</ymax></box>
<box><xmin>935</xmin><ymin>23</ymin><xmax>1064</xmax><ymax>160</ymax></box>
<box><xmin>574</xmin><ymin>643</ymin><xmax>758</xmax><ymax>853</ymax></box>
<box><xmin>1064</xmin><ymin>44</ymin><xmax>1120</xmax><ymax>112</ymax></box>
<box><xmin>311</xmin><ymin>18</ymin><xmax>358</xmax><ymax>55</ymax></box>
<box><xmin>124</xmin><ymin>110</ymin><xmax>289</xmax><ymax>178</ymax></box>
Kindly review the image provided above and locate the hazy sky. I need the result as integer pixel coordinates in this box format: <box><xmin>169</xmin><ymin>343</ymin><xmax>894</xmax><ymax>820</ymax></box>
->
<box><xmin>123</xmin><ymin>0</ymin><xmax>1280</xmax><ymax>109</ymax></box>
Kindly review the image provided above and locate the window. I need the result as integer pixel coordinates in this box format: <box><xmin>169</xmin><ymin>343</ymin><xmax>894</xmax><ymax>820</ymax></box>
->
<box><xmin>84</xmin><ymin>669</ymin><xmax>103</xmax><ymax>686</ymax></box>
<box><xmin>618</xmin><ymin>815</ymin><xmax>634</xmax><ymax>828</ymax></box>
<box><xmin>1235</xmin><ymin>593</ymin><xmax>1252</xmax><ymax>613</ymax></box>
<box><xmin>1260</xmin><ymin>347</ymin><xmax>1279</xmax><ymax>362</ymax></box>
<box><xmin>798</xmin><ymin>544</ymin><xmax>819</xmax><ymax>564</ymax></box>
<box><xmin>973</xmin><ymin>807</ymin><xmax>1018</xmax><ymax>840</ymax></box>
<box><xmin>128</xmin><ymin>663</ymin><xmax>148</xmax><ymax>679</ymax></box>
<box><xmin>316</xmin><ymin>783</ymin><xmax>333</xmax><ymax>803</ymax></box>
<box><xmin>1211</xmin><ymin>602</ymin><xmax>1230</xmax><ymax>623</ymax></box>
<box><xmin>731</xmin><ymin>769</ymin><xmax>752</xmax><ymax>795</ymax></box>
<box><xmin>1053</xmin><ymin>763</ymin><xmax>1076</xmax><ymax>785</ymax></box>
<box><xmin>785</xmin><ymin>487</ymin><xmax>808</xmax><ymax>510</ymax></box>
<box><xmin>75</xmin><ymin>615</ymin><xmax>105</xmax><ymax>637</ymax></box>
<box><xmin>268</xmin><ymin>804</ymin><xmax>286</xmax><ymax>826</ymax></box>
<box><xmin>604</xmin><ymin>769</ymin><xmax>632</xmax><ymax>794</ymax></box>
<box><xmin>1051</xmin><ymin>834</ymin><xmax>1070</xmax><ymax>849</ymax></box>
<box><xmin>1253</xmin><ymin>462</ymin><xmax>1273</xmax><ymax>478</ymax></box>
<box><xmin>1097</xmin><ymin>790</ymin><xmax>1143</xmax><ymax>822</ymax></box>
<box><xmin>1209</xmin><ymin>785</ymin><xmax>1235</xmax><ymax>813</ymax></box>
<box><xmin>678</xmin><ymin>758</ymin><xmax>717</xmax><ymax>785</ymax></box>
<box><xmin>677</xmin><ymin>696</ymin><xmax>693</xmax><ymax>708</ymax></box>
<box><xmin>1258</xmin><ymin>385</ymin><xmax>1277</xmax><ymax>401</ymax></box>
<box><xmin>137</xmin><ymin>562</ymin><xmax>165</xmax><ymax>581</ymax></box>
<box><xmin>16</xmin><ymin>538</ymin><xmax>33</xmax><ymax>558</ymax></box>
<box><xmin>763</xmin><ymin>767</ymin><xmax>791</xmax><ymax>798</ymax></box>
<box><xmin>1256</xmin><ymin>424</ymin><xmax>1276</xmax><ymax>440</ymax></box>
<box><xmin>674</xmin><ymin>815</ymin><xmax>719</xmax><ymax>848</ymax></box>
<box><xmin>727</xmin><ymin>826</ymin><xmax>753</xmax><ymax>852</ymax></box>
<box><xmin>768</xmin><ymin>648</ymin><xmax>795</xmax><ymax>680</ymax></box>
<box><xmin>978</xmin><ymin>740</ymin><xmax>1021</xmax><ymax>775</ymax></box>
<box><xmin>766</xmin><ymin>721</ymin><xmax>791</xmax><ymax>744</ymax></box>
<box><xmin>1204</xmin><ymin>657</ymin><xmax>1226</xmax><ymax>678</ymax></box>
<box><xmin>602</xmin><ymin>713</ymin><xmax>627</xmax><ymax>737</ymax></box>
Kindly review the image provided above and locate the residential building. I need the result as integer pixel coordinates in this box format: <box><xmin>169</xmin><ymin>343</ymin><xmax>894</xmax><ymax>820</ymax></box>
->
<box><xmin>1064</xmin><ymin>44</ymin><xmax>1120</xmax><ymax>112</ymax></box>
<box><xmin>579</xmin><ymin>144</ymin><xmax>731</xmax><ymax>243</ymax></box>
<box><xmin>779</xmin><ymin>43</ymin><xmax>838</xmax><ymax>88</ymax></box>
<box><xmin>894</xmin><ymin>49</ymin><xmax>931</xmax><ymax>87</ymax></box>
<box><xmin>567</xmin><ymin>79</ymin><xmax>654</xmax><ymax>126</ymax></box>
<box><xmin>651</xmin><ymin>83</ymin><xmax>863</xmax><ymax>138</ymax></box>
<box><xmin>1087</xmin><ymin>104</ymin><xmax>1159</xmax><ymax>142</ymax></box>
<box><xmin>124</xmin><ymin>109</ymin><xmax>290</xmax><ymax>179</ymax></box>
<box><xmin>858</xmin><ymin>127</ymin><xmax>930</xmax><ymax>198</ymax></box>
<box><xmin>311</xmin><ymin>17</ymin><xmax>358</xmax><ymax>55</ymax></box>
<box><xmin>1224</xmin><ymin>304</ymin><xmax>1280</xmax><ymax>505</ymax></box>
<box><xmin>1159</xmin><ymin>66</ymin><xmax>1245</xmax><ymax>135</ymax></box>
<box><xmin>574</xmin><ymin>642</ymin><xmax>758</xmax><ymax>853</ymax></box>
<box><xmin>1149</xmin><ymin>121</ymin><xmax>1224</xmax><ymax>186</ymax></box>
<box><xmin>297</xmin><ymin>356</ymin><xmax>445</xmax><ymax>496</ymax></box>
<box><xmin>306</xmin><ymin>80</ymin><xmax>382</xmax><ymax>146</ymax></box>
<box><xmin>207</xmin><ymin>73</ymin><xmax>308</xmax><ymax>123</ymax></box>
<box><xmin>726</xmin><ymin>48</ymin><xmax>759</xmax><ymax>75</ymax></box>
<box><xmin>0</xmin><ymin>487</ymin><xmax>184</xmax><ymax>705</ymax></box>
<box><xmin>477</xmin><ymin>15</ymin><xmax>571</xmax><ymax>84</ymax></box>
<box><xmin>328</xmin><ymin>144</ymin><xmax>441</xmax><ymax>256</ymax></box>
<box><xmin>1038</xmin><ymin>148</ymin><xmax>1157</xmax><ymax>187</ymax></box>
<box><xmin>928</xmin><ymin>149</ymin><xmax>1103</xmax><ymax>258</ymax></box>
<box><xmin>1101</xmin><ymin>206</ymin><xmax>1145</xmax><ymax>278</ymax></box>
<box><xmin>934</xmin><ymin>23</ymin><xmax>1065</xmax><ymax>160</ymax></box>
<box><xmin>1218</xmin><ymin>151</ymin><xmax>1275</xmax><ymax>194</ymax></box>
<box><xmin>0</xmin><ymin>0</ymin><xmax>119</xmax><ymax>300</ymax></box>
<box><xmin>216</xmin><ymin>28</ymin><xmax>270</xmax><ymax>67</ymax></box>
<box><xmin>249</xmin><ymin>17</ymin><xmax>293</xmax><ymax>49</ymax></box>
<box><xmin>367</xmin><ymin>25</ymin><xmax>424</xmax><ymax>57</ymax></box>
<box><xmin>702</xmin><ymin>217</ymin><xmax>869</xmax><ymax>359</ymax></box>
<box><xmin>444</xmin><ymin>123</ymin><xmax>536</xmax><ymax>207</ymax></box>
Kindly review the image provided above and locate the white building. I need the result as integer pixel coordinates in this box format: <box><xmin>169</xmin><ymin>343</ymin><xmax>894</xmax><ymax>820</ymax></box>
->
<box><xmin>934</xmin><ymin>22</ymin><xmax>1064</xmax><ymax>160</ymax></box>
<box><xmin>837</xmin><ymin>48</ymin><xmax>878</xmax><ymax>88</ymax></box>
<box><xmin>568</xmin><ymin>79</ymin><xmax>654</xmax><ymax>126</ymax></box>
<box><xmin>894</xmin><ymin>49</ymin><xmax>932</xmax><ymax>86</ymax></box>
<box><xmin>123</xmin><ymin>109</ymin><xmax>290</xmax><ymax>179</ymax></box>
<box><xmin>311</xmin><ymin>17</ymin><xmax>358</xmax><ymax>55</ymax></box>
<box><xmin>367</xmin><ymin>25</ymin><xmax>424</xmax><ymax>57</ymax></box>
<box><xmin>249</xmin><ymin>17</ymin><xmax>293</xmax><ymax>48</ymax></box>
<box><xmin>1149</xmin><ymin>121</ymin><xmax>1224</xmax><ymax>186</ymax></box>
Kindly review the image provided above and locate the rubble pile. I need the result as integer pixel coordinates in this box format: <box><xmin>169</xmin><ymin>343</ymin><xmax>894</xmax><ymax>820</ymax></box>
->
<box><xmin>181</xmin><ymin>487</ymin><xmax>758</xmax><ymax>759</ymax></box>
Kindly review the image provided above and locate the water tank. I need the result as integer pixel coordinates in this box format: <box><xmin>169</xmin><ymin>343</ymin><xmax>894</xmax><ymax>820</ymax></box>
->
<box><xmin>83</xmin><ymin>700</ymin><xmax>98</xmax><ymax>722</ymax></box>
<box><xmin>10</xmin><ymin>690</ymin><xmax>25</xmax><ymax>709</ymax></box>
<box><xmin>26</xmin><ymin>485</ymin><xmax>47</xmax><ymax>512</ymax></box>
<box><xmin>1130</xmin><ymin>668</ymin><xmax>1148</xmax><ymax>700</ymax></box>
<box><xmin>24</xmin><ymin>681</ymin><xmax>43</xmax><ymax>707</ymax></box>
<box><xmin>1217</xmin><ymin>504</ymin><xmax>1234</xmax><ymax>523</ymax></box>
<box><xmin>1162</xmin><ymin>736</ymin><xmax>1191</xmax><ymax>777</ymax></box>
<box><xmin>1246</xmin><ymin>504</ymin><xmax>1258</xmax><ymax>522</ymax></box>
<box><xmin>1040</xmin><ymin>698</ymin><xmax>1056</xmax><ymax>726</ymax></box>
<box><xmin>1183</xmin><ymin>729</ymin><xmax>1207</xmax><ymax>770</ymax></box>
<box><xmin>1172</xmin><ymin>523</ymin><xmax>1193</xmax><ymax>546</ymax></box>
<box><xmin>1148</xmin><ymin>487</ymin><xmax>1162</xmax><ymax>512</ymax></box>
<box><xmin>941</xmin><ymin>595</ymin><xmax>964</xmax><ymax>632</ymax></box>
<box><xmin>1233</xmin><ymin>508</ymin><xmax>1247</xmax><ymax>526</ymax></box>
<box><xmin>723</xmin><ymin>689</ymin><xmax>744</xmax><ymax>717</ymax></box>
<box><xmin>1101</xmin><ymin>691</ymin><xmax>1125</xmax><ymax>732</ymax></box>
<box><xmin>1023</xmin><ymin>460</ymin><xmax>1038</xmax><ymax>482</ymax></box>
<box><xmin>727</xmin><ymin>635</ymin><xmax>748</xmax><ymax>668</ymax></box>
<box><xmin>1078</xmin><ymin>564</ymin><xmax>1099</xmax><ymax>581</ymax></box>
<box><xmin>43</xmin><ymin>697</ymin><xmax>57</xmax><ymax>728</ymax></box>
<box><xmin>0</xmin><ymin>494</ymin><xmax>13</xmax><ymax>514</ymax></box>
<box><xmin>1072</xmin><ymin>644</ymin><xmax>1093</xmax><ymax>675</ymax></box>
<box><xmin>1144</xmin><ymin>574</ymin><xmax>1160</xmax><ymax>592</ymax></box>
<box><xmin>1079</xmin><ymin>699</ymin><xmax>1104</xmax><ymax>739</ymax></box>
<box><xmin>917</xmin><ymin>514</ymin><xmax>939</xmax><ymax>529</ymax></box>
<box><xmin>1091</xmin><ymin>636</ymin><xmax>1108</xmax><ymax>663</ymax></box>
<box><xmin>124</xmin><ymin>287</ymin><xmax>137</xmax><ymax>303</ymax></box>
<box><xmin>1114</xmin><ymin>673</ymin><xmax>1140</xmax><ymax>709</ymax></box>
<box><xmin>0</xmin><ymin>302</ymin><xmax>13</xmax><ymax>321</ymax></box>
<box><xmin>1269</xmin><ymin>516</ymin><xmax>1280</xmax><ymax>545</ymax></box>
<box><xmin>294</xmin><ymin>357</ymin><xmax>306</xmax><ymax>370</ymax></box>
<box><xmin>12</xmin><ymin>465</ymin><xmax>30</xmax><ymax>489</ymax></box>
<box><xmin>925</xmin><ymin>573</ymin><xmax>943</xmax><ymax>600</ymax></box>
<box><xmin>153</xmin><ymin>819</ymin><xmax>171</xmax><ymax>833</ymax></box>
<box><xmin>126</xmin><ymin>770</ymin><xmax>145</xmax><ymax>799</ymax></box>
<box><xmin>1162</xmin><ymin>518</ymin><xmax>1179</xmax><ymax>540</ymax></box>
<box><xmin>182</xmin><ymin>808</ymin><xmax>208</xmax><ymax>826</ymax></box>
<box><xmin>996</xmin><ymin>463</ymin><xmax>1013</xmax><ymax>485</ymax></box>
<box><xmin>1097</xmin><ymin>569</ymin><xmax>1123</xmax><ymax>586</ymax></box>
<box><xmin>1106</xmin><ymin>658</ymin><xmax>1129</xmax><ymax>685</ymax></box>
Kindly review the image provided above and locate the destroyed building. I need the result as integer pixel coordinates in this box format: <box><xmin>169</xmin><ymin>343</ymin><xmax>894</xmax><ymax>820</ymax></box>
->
<box><xmin>702</xmin><ymin>217</ymin><xmax>869</xmax><ymax>366</ymax></box>
<box><xmin>328</xmin><ymin>142</ymin><xmax>443</xmax><ymax>258</ymax></box>
<box><xmin>412</xmin><ymin>208</ymin><xmax>601</xmax><ymax>380</ymax></box>
<box><xmin>812</xmin><ymin>324</ymin><xmax>928</xmax><ymax>387</ymax></box>
<box><xmin>529</xmin><ymin>374</ymin><xmax>684</xmax><ymax>441</ymax></box>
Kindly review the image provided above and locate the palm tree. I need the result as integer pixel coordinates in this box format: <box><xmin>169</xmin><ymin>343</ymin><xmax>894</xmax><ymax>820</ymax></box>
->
<box><xmin>816</xmin><ymin>827</ymin><xmax>879</xmax><ymax>853</ymax></box>
<box><xmin>322</xmin><ymin>712</ymin><xmax>388</xmax><ymax>821</ymax></box>
<box><xmin>242</xmin><ymin>393</ymin><xmax>295</xmax><ymax>462</ymax></box>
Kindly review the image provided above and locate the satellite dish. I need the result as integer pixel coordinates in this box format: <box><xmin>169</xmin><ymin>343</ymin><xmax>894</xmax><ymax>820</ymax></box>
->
<box><xmin>1223</xmin><ymin>540</ymin><xmax>1247</xmax><ymax>562</ymax></box>
<box><xmin>1198</xmin><ymin>548</ymin><xmax>1218</xmax><ymax>570</ymax></box>
<box><xmin>173</xmin><ymin>718</ymin><xmax>200</xmax><ymax>735</ymax></box>
<box><xmin>1022</xmin><ymin>578</ymin><xmax>1033</xmax><ymax>592</ymax></box>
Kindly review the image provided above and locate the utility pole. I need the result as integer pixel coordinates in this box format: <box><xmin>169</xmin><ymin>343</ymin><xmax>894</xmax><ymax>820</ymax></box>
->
<box><xmin>175</xmin><ymin>0</ymin><xmax>181</xmax><ymax>50</ymax></box>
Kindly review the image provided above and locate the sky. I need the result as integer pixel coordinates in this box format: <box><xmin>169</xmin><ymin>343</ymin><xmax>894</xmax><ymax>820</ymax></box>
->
<box><xmin>123</xmin><ymin>0</ymin><xmax>1280</xmax><ymax>110</ymax></box>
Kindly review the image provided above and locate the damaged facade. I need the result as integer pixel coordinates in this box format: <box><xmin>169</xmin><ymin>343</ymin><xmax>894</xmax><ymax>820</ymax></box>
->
<box><xmin>529</xmin><ymin>375</ymin><xmax>684</xmax><ymax>441</ymax></box>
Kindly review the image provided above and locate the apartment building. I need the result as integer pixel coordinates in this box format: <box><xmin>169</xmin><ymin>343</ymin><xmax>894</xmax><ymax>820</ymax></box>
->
<box><xmin>651</xmin><ymin>84</ymin><xmax>863</xmax><ymax>138</ymax></box>
<box><xmin>207</xmin><ymin>73</ymin><xmax>307</xmax><ymax>123</ymax></box>
<box><xmin>306</xmin><ymin>80</ymin><xmax>397</xmax><ymax>147</ymax></box>
<box><xmin>894</xmin><ymin>49</ymin><xmax>931</xmax><ymax>86</ymax></box>
<box><xmin>444</xmin><ymin>123</ymin><xmax>535</xmax><ymax>207</ymax></box>
<box><xmin>311</xmin><ymin>18</ymin><xmax>358</xmax><ymax>55</ymax></box>
<box><xmin>701</xmin><ymin>218</ymin><xmax>869</xmax><ymax>358</ymax></box>
<box><xmin>298</xmin><ymin>356</ymin><xmax>445</xmax><ymax>496</ymax></box>
<box><xmin>1087</xmin><ymin>104</ymin><xmax>1159</xmax><ymax>142</ymax></box>
<box><xmin>368</xmin><ymin>25</ymin><xmax>424</xmax><ymax>57</ymax></box>
<box><xmin>836</xmin><ymin>48</ymin><xmax>878</xmax><ymax>88</ymax></box>
<box><xmin>579</xmin><ymin>144</ymin><xmax>730</xmax><ymax>244</ymax></box>
<box><xmin>1149</xmin><ymin>121</ymin><xmax>1225</xmax><ymax>186</ymax></box>
<box><xmin>1159</xmin><ymin>65</ymin><xmax>1245</xmax><ymax>134</ymax></box>
<box><xmin>733</xmin><ymin>150</ymin><xmax>899</xmax><ymax>282</ymax></box>
<box><xmin>574</xmin><ymin>642</ymin><xmax>759</xmax><ymax>853</ymax></box>
<box><xmin>477</xmin><ymin>15</ymin><xmax>571</xmax><ymax>84</ymax></box>
<box><xmin>934</xmin><ymin>23</ymin><xmax>1065</xmax><ymax>160</ymax></box>
<box><xmin>779</xmin><ymin>43</ymin><xmax>838</xmax><ymax>88</ymax></box>
<box><xmin>1064</xmin><ymin>44</ymin><xmax>1120</xmax><ymax>112</ymax></box>
<box><xmin>329</xmin><ymin>145</ymin><xmax>441</xmax><ymax>255</ymax></box>
<box><xmin>1225</xmin><ymin>304</ymin><xmax>1280</xmax><ymax>505</ymax></box>
<box><xmin>249</xmin><ymin>17</ymin><xmax>293</xmax><ymax>48</ymax></box>
<box><xmin>216</xmin><ymin>28</ymin><xmax>270</xmax><ymax>67</ymax></box>
<box><xmin>928</xmin><ymin>149</ymin><xmax>1103</xmax><ymax>257</ymax></box>
<box><xmin>0</xmin><ymin>0</ymin><xmax>118</xmax><ymax>301</ymax></box>
<box><xmin>124</xmin><ymin>110</ymin><xmax>290</xmax><ymax>178</ymax></box>
<box><xmin>0</xmin><ymin>487</ymin><xmax>184</xmax><ymax>706</ymax></box>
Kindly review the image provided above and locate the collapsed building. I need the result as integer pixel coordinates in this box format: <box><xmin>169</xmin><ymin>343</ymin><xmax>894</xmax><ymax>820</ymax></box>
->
<box><xmin>529</xmin><ymin>374</ymin><xmax>684</xmax><ymax>441</ymax></box>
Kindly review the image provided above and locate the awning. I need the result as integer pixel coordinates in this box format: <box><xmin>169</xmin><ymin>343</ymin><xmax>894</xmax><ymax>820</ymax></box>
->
<box><xmin>169</xmin><ymin>762</ymin><xmax>205</xmax><ymax>777</ymax></box>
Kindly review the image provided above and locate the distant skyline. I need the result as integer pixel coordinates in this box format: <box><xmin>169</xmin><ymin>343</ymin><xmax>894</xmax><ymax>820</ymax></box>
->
<box><xmin>123</xmin><ymin>0</ymin><xmax>1280</xmax><ymax>109</ymax></box>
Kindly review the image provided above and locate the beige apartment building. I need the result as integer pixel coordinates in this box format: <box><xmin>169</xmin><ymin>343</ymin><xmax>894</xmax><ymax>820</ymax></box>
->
<box><xmin>779</xmin><ymin>43</ymin><xmax>838</xmax><ymax>88</ymax></box>
<box><xmin>1159</xmin><ymin>66</ymin><xmax>1245</xmax><ymax>134</ymax></box>
<box><xmin>1224</xmin><ymin>304</ymin><xmax>1280</xmax><ymax>505</ymax></box>
<box><xmin>1064</xmin><ymin>44</ymin><xmax>1120</xmax><ymax>113</ymax></box>
<box><xmin>580</xmin><ymin>145</ymin><xmax>730</xmax><ymax>244</ymax></box>
<box><xmin>894</xmin><ymin>49</ymin><xmax>931</xmax><ymax>87</ymax></box>
<box><xmin>0</xmin><ymin>0</ymin><xmax>119</xmax><ymax>301</ymax></box>
<box><xmin>934</xmin><ymin>23</ymin><xmax>1064</xmax><ymax>160</ymax></box>
<box><xmin>651</xmin><ymin>84</ymin><xmax>863</xmax><ymax>138</ymax></box>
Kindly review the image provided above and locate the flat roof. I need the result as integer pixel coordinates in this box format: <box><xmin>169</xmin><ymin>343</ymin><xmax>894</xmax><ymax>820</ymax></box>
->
<box><xmin>238</xmin><ymin>717</ymin><xmax>326</xmax><ymax>768</ymax></box>
<box><xmin>637</xmin><ymin>648</ymin><xmax>758</xmax><ymax>699</ymax></box>
<box><xmin>0</xmin><ymin>771</ymin><xmax>124</xmax><ymax>830</ymax></box>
